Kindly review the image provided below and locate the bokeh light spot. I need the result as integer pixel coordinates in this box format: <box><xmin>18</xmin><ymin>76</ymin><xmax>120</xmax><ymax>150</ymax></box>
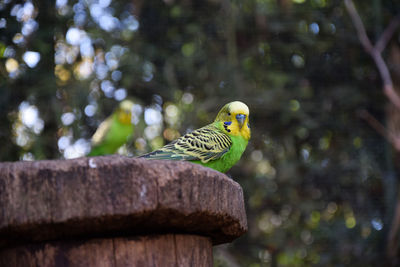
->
<box><xmin>182</xmin><ymin>42</ymin><xmax>195</xmax><ymax>57</ymax></box>
<box><xmin>371</xmin><ymin>218</ymin><xmax>383</xmax><ymax>231</ymax></box>
<box><xmin>309</xmin><ymin>22</ymin><xmax>319</xmax><ymax>34</ymax></box>
<box><xmin>23</xmin><ymin>51</ymin><xmax>40</xmax><ymax>68</ymax></box>
<box><xmin>20</xmin><ymin>102</ymin><xmax>39</xmax><ymax>128</ymax></box>
<box><xmin>66</xmin><ymin>27</ymin><xmax>83</xmax><ymax>45</ymax></box>
<box><xmin>61</xmin><ymin>112</ymin><xmax>75</xmax><ymax>126</ymax></box>
<box><xmin>5</xmin><ymin>58</ymin><xmax>19</xmax><ymax>73</ymax></box>
<box><xmin>114</xmin><ymin>88</ymin><xmax>127</xmax><ymax>101</ymax></box>
<box><xmin>291</xmin><ymin>54</ymin><xmax>305</xmax><ymax>68</ymax></box>
<box><xmin>182</xmin><ymin>93</ymin><xmax>194</xmax><ymax>104</ymax></box>
<box><xmin>144</xmin><ymin>108</ymin><xmax>162</xmax><ymax>125</ymax></box>
<box><xmin>58</xmin><ymin>136</ymin><xmax>71</xmax><ymax>150</ymax></box>
<box><xmin>84</xmin><ymin>104</ymin><xmax>97</xmax><ymax>117</ymax></box>
<box><xmin>0</xmin><ymin>18</ymin><xmax>6</xmax><ymax>28</ymax></box>
<box><xmin>345</xmin><ymin>216</ymin><xmax>356</xmax><ymax>229</ymax></box>
<box><xmin>290</xmin><ymin>99</ymin><xmax>300</xmax><ymax>111</ymax></box>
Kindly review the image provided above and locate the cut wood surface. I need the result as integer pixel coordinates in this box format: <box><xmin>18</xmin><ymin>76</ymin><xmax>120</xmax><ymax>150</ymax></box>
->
<box><xmin>0</xmin><ymin>156</ymin><xmax>247</xmax><ymax>248</ymax></box>
<box><xmin>0</xmin><ymin>234</ymin><xmax>212</xmax><ymax>267</ymax></box>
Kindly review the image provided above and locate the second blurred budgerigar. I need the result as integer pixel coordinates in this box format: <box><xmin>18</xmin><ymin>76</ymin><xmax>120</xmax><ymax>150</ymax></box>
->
<box><xmin>139</xmin><ymin>101</ymin><xmax>251</xmax><ymax>173</ymax></box>
<box><xmin>88</xmin><ymin>100</ymin><xmax>135</xmax><ymax>156</ymax></box>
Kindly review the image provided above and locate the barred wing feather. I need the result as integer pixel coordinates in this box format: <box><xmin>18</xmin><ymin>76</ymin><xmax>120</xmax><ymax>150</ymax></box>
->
<box><xmin>140</xmin><ymin>125</ymin><xmax>232</xmax><ymax>163</ymax></box>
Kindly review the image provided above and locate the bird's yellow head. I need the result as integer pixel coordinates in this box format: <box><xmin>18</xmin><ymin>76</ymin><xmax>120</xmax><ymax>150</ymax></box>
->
<box><xmin>117</xmin><ymin>100</ymin><xmax>134</xmax><ymax>125</ymax></box>
<box><xmin>215</xmin><ymin>101</ymin><xmax>251</xmax><ymax>140</ymax></box>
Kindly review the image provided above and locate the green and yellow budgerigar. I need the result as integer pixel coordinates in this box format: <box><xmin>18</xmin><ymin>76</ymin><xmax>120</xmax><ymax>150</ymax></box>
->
<box><xmin>88</xmin><ymin>100</ymin><xmax>135</xmax><ymax>156</ymax></box>
<box><xmin>140</xmin><ymin>101</ymin><xmax>251</xmax><ymax>173</ymax></box>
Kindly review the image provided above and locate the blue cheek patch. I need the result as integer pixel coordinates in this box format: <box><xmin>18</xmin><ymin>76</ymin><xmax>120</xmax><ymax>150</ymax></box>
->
<box><xmin>247</xmin><ymin>123</ymin><xmax>250</xmax><ymax>128</ymax></box>
<box><xmin>224</xmin><ymin>121</ymin><xmax>232</xmax><ymax>126</ymax></box>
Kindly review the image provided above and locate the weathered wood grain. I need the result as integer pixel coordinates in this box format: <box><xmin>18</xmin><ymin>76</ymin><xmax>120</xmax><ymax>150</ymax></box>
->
<box><xmin>0</xmin><ymin>234</ymin><xmax>212</xmax><ymax>267</ymax></box>
<box><xmin>0</xmin><ymin>156</ymin><xmax>247</xmax><ymax>247</ymax></box>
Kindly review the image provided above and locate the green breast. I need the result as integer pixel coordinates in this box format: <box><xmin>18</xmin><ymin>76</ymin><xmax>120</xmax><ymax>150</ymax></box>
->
<box><xmin>192</xmin><ymin>135</ymin><xmax>248</xmax><ymax>173</ymax></box>
<box><xmin>107</xmin><ymin>119</ymin><xmax>133</xmax><ymax>148</ymax></box>
<box><xmin>89</xmin><ymin>118</ymin><xmax>133</xmax><ymax>156</ymax></box>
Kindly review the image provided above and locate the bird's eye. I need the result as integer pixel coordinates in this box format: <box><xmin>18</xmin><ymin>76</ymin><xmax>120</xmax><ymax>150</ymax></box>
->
<box><xmin>227</xmin><ymin>112</ymin><xmax>231</xmax><ymax>116</ymax></box>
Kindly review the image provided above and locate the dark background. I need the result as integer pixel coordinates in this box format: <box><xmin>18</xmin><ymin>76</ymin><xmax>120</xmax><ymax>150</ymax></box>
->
<box><xmin>1</xmin><ymin>0</ymin><xmax>400</xmax><ymax>266</ymax></box>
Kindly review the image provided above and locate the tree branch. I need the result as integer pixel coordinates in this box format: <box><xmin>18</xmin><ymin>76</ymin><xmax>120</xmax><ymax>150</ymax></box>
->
<box><xmin>344</xmin><ymin>0</ymin><xmax>400</xmax><ymax>111</ymax></box>
<box><xmin>344</xmin><ymin>0</ymin><xmax>374</xmax><ymax>53</ymax></box>
<box><xmin>376</xmin><ymin>15</ymin><xmax>400</xmax><ymax>54</ymax></box>
<box><xmin>358</xmin><ymin>110</ymin><xmax>400</xmax><ymax>151</ymax></box>
<box><xmin>345</xmin><ymin>2</ymin><xmax>400</xmax><ymax>262</ymax></box>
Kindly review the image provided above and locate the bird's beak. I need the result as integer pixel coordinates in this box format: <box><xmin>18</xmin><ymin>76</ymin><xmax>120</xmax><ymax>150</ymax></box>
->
<box><xmin>236</xmin><ymin>114</ymin><xmax>246</xmax><ymax>129</ymax></box>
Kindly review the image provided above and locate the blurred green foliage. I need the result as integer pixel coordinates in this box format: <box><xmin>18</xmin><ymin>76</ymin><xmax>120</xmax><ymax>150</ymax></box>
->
<box><xmin>1</xmin><ymin>0</ymin><xmax>400</xmax><ymax>265</ymax></box>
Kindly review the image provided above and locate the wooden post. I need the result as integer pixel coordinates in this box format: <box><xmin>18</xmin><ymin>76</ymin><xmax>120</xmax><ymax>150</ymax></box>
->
<box><xmin>0</xmin><ymin>156</ymin><xmax>247</xmax><ymax>266</ymax></box>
